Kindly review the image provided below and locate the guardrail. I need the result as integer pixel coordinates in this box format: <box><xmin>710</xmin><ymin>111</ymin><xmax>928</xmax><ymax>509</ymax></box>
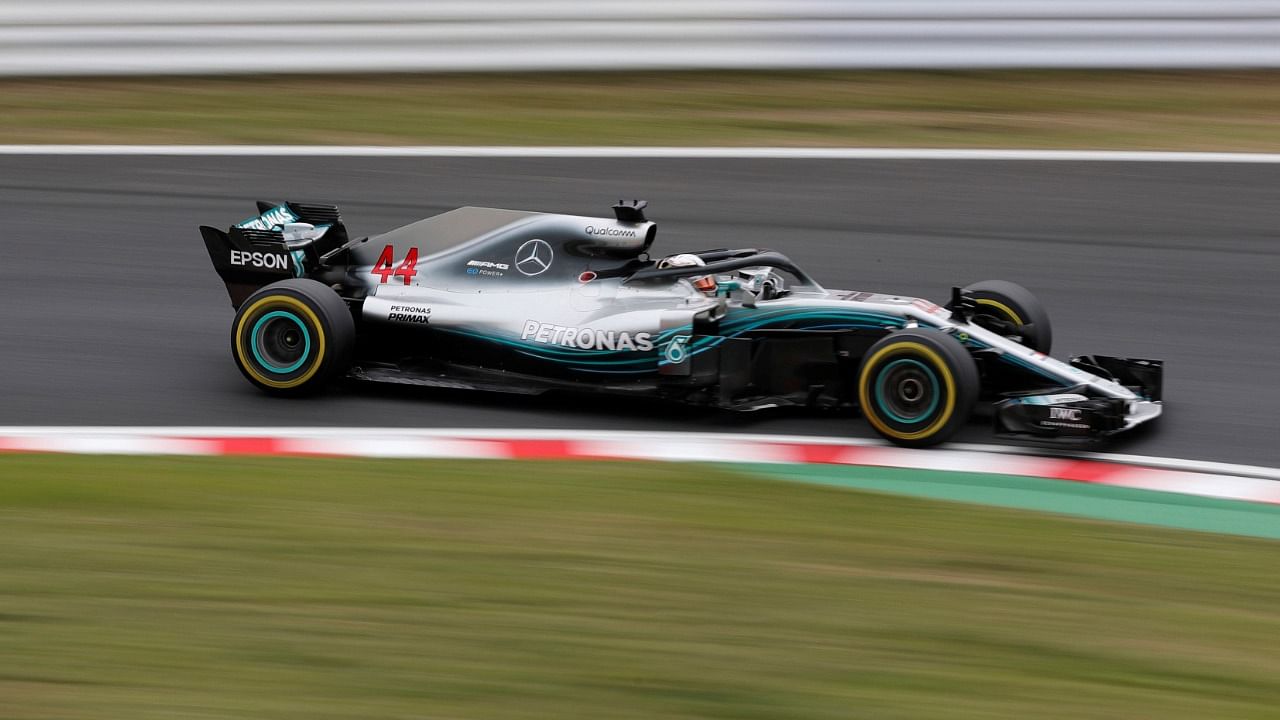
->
<box><xmin>3</xmin><ymin>1</ymin><xmax>1280</xmax><ymax>75</ymax></box>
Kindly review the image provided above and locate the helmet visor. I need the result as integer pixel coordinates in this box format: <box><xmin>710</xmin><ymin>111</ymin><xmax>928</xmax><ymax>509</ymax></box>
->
<box><xmin>693</xmin><ymin>275</ymin><xmax>717</xmax><ymax>293</ymax></box>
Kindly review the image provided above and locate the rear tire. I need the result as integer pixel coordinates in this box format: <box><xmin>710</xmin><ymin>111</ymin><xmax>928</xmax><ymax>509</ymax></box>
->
<box><xmin>857</xmin><ymin>329</ymin><xmax>979</xmax><ymax>448</ymax></box>
<box><xmin>962</xmin><ymin>280</ymin><xmax>1053</xmax><ymax>354</ymax></box>
<box><xmin>231</xmin><ymin>279</ymin><xmax>355</xmax><ymax>396</ymax></box>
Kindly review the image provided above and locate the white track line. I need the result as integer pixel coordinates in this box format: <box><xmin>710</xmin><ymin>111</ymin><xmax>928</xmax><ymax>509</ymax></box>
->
<box><xmin>3</xmin><ymin>146</ymin><xmax>1280</xmax><ymax>162</ymax></box>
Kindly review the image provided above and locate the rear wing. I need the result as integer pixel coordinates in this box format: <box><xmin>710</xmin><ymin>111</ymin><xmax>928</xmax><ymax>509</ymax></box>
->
<box><xmin>200</xmin><ymin>201</ymin><xmax>351</xmax><ymax>308</ymax></box>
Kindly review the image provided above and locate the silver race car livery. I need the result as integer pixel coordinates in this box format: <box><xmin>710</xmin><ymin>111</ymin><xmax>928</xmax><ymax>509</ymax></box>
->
<box><xmin>200</xmin><ymin>200</ymin><xmax>1162</xmax><ymax>447</ymax></box>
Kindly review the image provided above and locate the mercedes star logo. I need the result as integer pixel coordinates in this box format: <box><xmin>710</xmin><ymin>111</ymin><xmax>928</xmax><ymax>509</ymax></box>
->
<box><xmin>515</xmin><ymin>238</ymin><xmax>553</xmax><ymax>277</ymax></box>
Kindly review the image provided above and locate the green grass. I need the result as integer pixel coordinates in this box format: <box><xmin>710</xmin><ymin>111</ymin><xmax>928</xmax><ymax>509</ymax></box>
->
<box><xmin>5</xmin><ymin>71</ymin><xmax>1280</xmax><ymax>149</ymax></box>
<box><xmin>2</xmin><ymin>454</ymin><xmax>1279</xmax><ymax>719</ymax></box>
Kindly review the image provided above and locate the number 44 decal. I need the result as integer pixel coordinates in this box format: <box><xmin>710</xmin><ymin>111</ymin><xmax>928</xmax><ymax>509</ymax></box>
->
<box><xmin>371</xmin><ymin>245</ymin><xmax>419</xmax><ymax>285</ymax></box>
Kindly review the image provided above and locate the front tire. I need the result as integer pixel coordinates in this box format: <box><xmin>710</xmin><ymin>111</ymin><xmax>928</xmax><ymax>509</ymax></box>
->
<box><xmin>231</xmin><ymin>279</ymin><xmax>355</xmax><ymax>395</ymax></box>
<box><xmin>857</xmin><ymin>329</ymin><xmax>979</xmax><ymax>448</ymax></box>
<box><xmin>962</xmin><ymin>280</ymin><xmax>1053</xmax><ymax>354</ymax></box>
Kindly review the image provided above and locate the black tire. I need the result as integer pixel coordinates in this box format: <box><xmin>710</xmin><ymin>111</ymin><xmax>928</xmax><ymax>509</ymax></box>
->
<box><xmin>857</xmin><ymin>329</ymin><xmax>980</xmax><ymax>448</ymax></box>
<box><xmin>962</xmin><ymin>280</ymin><xmax>1053</xmax><ymax>354</ymax></box>
<box><xmin>230</xmin><ymin>279</ymin><xmax>355</xmax><ymax>396</ymax></box>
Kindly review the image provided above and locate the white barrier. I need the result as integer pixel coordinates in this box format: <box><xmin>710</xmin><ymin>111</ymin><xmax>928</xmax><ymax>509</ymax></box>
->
<box><xmin>3</xmin><ymin>1</ymin><xmax>1280</xmax><ymax>75</ymax></box>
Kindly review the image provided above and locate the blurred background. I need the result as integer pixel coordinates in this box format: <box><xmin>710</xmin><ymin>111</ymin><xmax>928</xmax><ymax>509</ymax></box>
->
<box><xmin>4</xmin><ymin>2</ymin><xmax>1280</xmax><ymax>719</ymax></box>
<box><xmin>3</xmin><ymin>0</ymin><xmax>1280</xmax><ymax>148</ymax></box>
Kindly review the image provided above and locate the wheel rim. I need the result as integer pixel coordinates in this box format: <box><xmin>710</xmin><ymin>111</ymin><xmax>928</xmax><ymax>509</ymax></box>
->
<box><xmin>250</xmin><ymin>310</ymin><xmax>312</xmax><ymax>374</ymax></box>
<box><xmin>874</xmin><ymin>358</ymin><xmax>940</xmax><ymax>424</ymax></box>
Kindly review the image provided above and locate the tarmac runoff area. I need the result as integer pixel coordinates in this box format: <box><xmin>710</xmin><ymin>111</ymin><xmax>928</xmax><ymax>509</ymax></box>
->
<box><xmin>2</xmin><ymin>428</ymin><xmax>1278</xmax><ymax>540</ymax></box>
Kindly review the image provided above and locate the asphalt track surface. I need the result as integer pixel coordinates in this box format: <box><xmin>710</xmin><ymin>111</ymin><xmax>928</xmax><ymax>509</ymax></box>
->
<box><xmin>1</xmin><ymin>155</ymin><xmax>1276</xmax><ymax>466</ymax></box>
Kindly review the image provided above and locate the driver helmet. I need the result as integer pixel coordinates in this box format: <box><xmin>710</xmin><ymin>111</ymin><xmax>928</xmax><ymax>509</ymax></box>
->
<box><xmin>657</xmin><ymin>253</ymin><xmax>716</xmax><ymax>293</ymax></box>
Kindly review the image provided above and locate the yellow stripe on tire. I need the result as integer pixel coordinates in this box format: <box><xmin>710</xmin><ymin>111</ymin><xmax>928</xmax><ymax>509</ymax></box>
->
<box><xmin>234</xmin><ymin>295</ymin><xmax>327</xmax><ymax>389</ymax></box>
<box><xmin>858</xmin><ymin>341</ymin><xmax>957</xmax><ymax>442</ymax></box>
<box><xmin>975</xmin><ymin>297</ymin><xmax>1024</xmax><ymax>325</ymax></box>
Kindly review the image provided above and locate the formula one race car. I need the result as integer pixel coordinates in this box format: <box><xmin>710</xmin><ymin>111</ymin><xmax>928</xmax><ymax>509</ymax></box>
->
<box><xmin>200</xmin><ymin>200</ymin><xmax>1162</xmax><ymax>447</ymax></box>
